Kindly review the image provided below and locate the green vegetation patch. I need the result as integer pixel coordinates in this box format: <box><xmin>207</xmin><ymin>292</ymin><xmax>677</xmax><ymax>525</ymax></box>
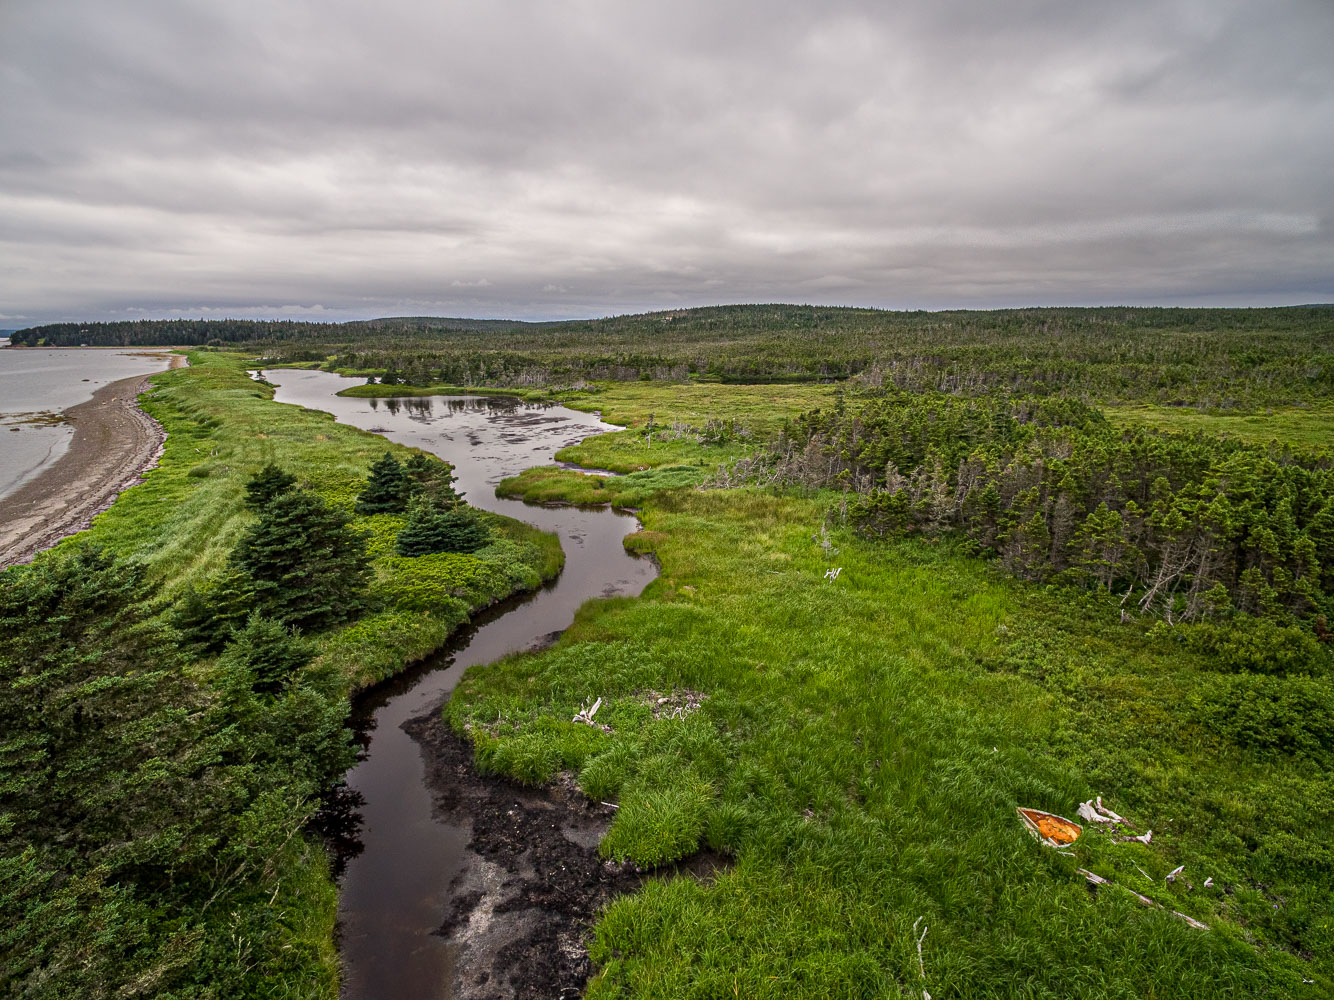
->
<box><xmin>497</xmin><ymin>464</ymin><xmax>707</xmax><ymax>507</ymax></box>
<box><xmin>3</xmin><ymin>351</ymin><xmax>564</xmax><ymax>998</ymax></box>
<box><xmin>549</xmin><ymin>380</ymin><xmax>840</xmax><ymax>431</ymax></box>
<box><xmin>335</xmin><ymin>382</ymin><xmax>545</xmax><ymax>400</ymax></box>
<box><xmin>449</xmin><ymin>486</ymin><xmax>1331</xmax><ymax>998</ymax></box>
<box><xmin>1105</xmin><ymin>403</ymin><xmax>1334</xmax><ymax>453</ymax></box>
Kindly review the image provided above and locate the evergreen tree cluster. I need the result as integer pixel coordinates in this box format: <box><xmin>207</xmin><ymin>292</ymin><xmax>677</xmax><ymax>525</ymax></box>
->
<box><xmin>352</xmin><ymin>451</ymin><xmax>489</xmax><ymax>556</ymax></box>
<box><xmin>0</xmin><ymin>547</ymin><xmax>352</xmax><ymax>996</ymax></box>
<box><xmin>395</xmin><ymin>500</ymin><xmax>491</xmax><ymax>556</ymax></box>
<box><xmin>355</xmin><ymin>451</ymin><xmax>459</xmax><ymax>515</ymax></box>
<box><xmin>762</xmin><ymin>391</ymin><xmax>1334</xmax><ymax>627</ymax></box>
<box><xmin>177</xmin><ymin>465</ymin><xmax>370</xmax><ymax>649</ymax></box>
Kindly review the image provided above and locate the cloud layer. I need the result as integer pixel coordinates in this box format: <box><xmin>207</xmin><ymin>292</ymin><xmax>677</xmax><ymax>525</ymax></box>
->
<box><xmin>2</xmin><ymin>0</ymin><xmax>1331</xmax><ymax>323</ymax></box>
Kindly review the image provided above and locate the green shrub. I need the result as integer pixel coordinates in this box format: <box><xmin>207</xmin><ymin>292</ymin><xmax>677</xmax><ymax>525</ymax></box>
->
<box><xmin>1188</xmin><ymin>674</ymin><xmax>1334</xmax><ymax>763</ymax></box>
<box><xmin>601</xmin><ymin>781</ymin><xmax>713</xmax><ymax>867</ymax></box>
<box><xmin>217</xmin><ymin>612</ymin><xmax>315</xmax><ymax>695</ymax></box>
<box><xmin>231</xmin><ymin>489</ymin><xmax>370</xmax><ymax>631</ymax></box>
<box><xmin>244</xmin><ymin>463</ymin><xmax>297</xmax><ymax>509</ymax></box>
<box><xmin>355</xmin><ymin>452</ymin><xmax>410</xmax><ymax>515</ymax></box>
<box><xmin>1185</xmin><ymin>616</ymin><xmax>1328</xmax><ymax>675</ymax></box>
<box><xmin>395</xmin><ymin>500</ymin><xmax>491</xmax><ymax>556</ymax></box>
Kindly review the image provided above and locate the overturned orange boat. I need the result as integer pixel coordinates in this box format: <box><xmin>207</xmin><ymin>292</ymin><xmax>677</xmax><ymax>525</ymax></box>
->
<box><xmin>1017</xmin><ymin>807</ymin><xmax>1082</xmax><ymax>847</ymax></box>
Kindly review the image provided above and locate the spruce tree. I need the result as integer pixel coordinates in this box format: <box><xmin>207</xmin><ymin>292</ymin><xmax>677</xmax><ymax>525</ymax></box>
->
<box><xmin>355</xmin><ymin>452</ymin><xmax>410</xmax><ymax>514</ymax></box>
<box><xmin>231</xmin><ymin>489</ymin><xmax>369</xmax><ymax>631</ymax></box>
<box><xmin>245</xmin><ymin>463</ymin><xmax>298</xmax><ymax>509</ymax></box>
<box><xmin>404</xmin><ymin>452</ymin><xmax>460</xmax><ymax>504</ymax></box>
<box><xmin>217</xmin><ymin>612</ymin><xmax>315</xmax><ymax>695</ymax></box>
<box><xmin>395</xmin><ymin>498</ymin><xmax>491</xmax><ymax>556</ymax></box>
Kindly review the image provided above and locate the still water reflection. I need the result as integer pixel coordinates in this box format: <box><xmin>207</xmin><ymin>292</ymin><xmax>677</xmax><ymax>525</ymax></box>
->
<box><xmin>262</xmin><ymin>371</ymin><xmax>657</xmax><ymax>999</ymax></box>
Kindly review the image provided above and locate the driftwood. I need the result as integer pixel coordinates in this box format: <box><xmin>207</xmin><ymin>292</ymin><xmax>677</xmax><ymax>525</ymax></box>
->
<box><xmin>1173</xmin><ymin>911</ymin><xmax>1210</xmax><ymax>931</ymax></box>
<box><xmin>1078</xmin><ymin>868</ymin><xmax>1209</xmax><ymax>930</ymax></box>
<box><xmin>1077</xmin><ymin>797</ymin><xmax>1129</xmax><ymax>825</ymax></box>
<box><xmin>1077</xmin><ymin>868</ymin><xmax>1110</xmax><ymax>886</ymax></box>
<box><xmin>1096</xmin><ymin>797</ymin><xmax>1126</xmax><ymax>823</ymax></box>
<box><xmin>572</xmin><ymin>696</ymin><xmax>603</xmax><ymax>725</ymax></box>
<box><xmin>912</xmin><ymin>916</ymin><xmax>932</xmax><ymax>1000</ymax></box>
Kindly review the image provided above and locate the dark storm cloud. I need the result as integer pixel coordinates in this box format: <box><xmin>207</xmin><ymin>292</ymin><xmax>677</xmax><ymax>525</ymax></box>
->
<box><xmin>1</xmin><ymin>0</ymin><xmax>1331</xmax><ymax>324</ymax></box>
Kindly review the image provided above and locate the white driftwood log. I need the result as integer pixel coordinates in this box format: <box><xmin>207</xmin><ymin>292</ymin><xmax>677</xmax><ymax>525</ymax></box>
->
<box><xmin>1095</xmin><ymin>797</ymin><xmax>1127</xmax><ymax>823</ymax></box>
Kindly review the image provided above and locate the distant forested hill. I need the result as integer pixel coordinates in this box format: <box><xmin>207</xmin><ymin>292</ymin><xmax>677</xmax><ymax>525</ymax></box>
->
<box><xmin>13</xmin><ymin>304</ymin><xmax>1334</xmax><ymax>407</ymax></box>
<box><xmin>8</xmin><ymin>315</ymin><xmax>535</xmax><ymax>348</ymax></box>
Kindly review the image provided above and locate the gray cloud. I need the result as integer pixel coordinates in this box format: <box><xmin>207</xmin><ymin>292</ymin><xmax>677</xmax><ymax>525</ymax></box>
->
<box><xmin>1</xmin><ymin>0</ymin><xmax>1331</xmax><ymax>324</ymax></box>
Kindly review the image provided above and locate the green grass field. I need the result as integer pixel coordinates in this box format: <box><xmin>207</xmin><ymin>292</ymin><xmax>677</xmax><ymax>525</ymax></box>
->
<box><xmin>1104</xmin><ymin>404</ymin><xmax>1334</xmax><ymax>452</ymax></box>
<box><xmin>447</xmin><ymin>380</ymin><xmax>1332</xmax><ymax>999</ymax></box>
<box><xmin>449</xmin><ymin>486</ymin><xmax>1329</xmax><ymax>998</ymax></box>
<box><xmin>549</xmin><ymin>380</ymin><xmax>840</xmax><ymax>430</ymax></box>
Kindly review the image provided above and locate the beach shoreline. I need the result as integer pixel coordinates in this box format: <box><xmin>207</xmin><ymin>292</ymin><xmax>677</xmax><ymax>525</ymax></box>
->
<box><xmin>0</xmin><ymin>353</ymin><xmax>186</xmax><ymax>568</ymax></box>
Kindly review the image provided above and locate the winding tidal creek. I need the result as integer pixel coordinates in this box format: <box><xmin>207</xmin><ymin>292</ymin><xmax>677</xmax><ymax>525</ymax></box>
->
<box><xmin>264</xmin><ymin>371</ymin><xmax>659</xmax><ymax>999</ymax></box>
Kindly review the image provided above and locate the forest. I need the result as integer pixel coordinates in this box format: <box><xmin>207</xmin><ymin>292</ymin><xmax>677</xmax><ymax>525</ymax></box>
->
<box><xmin>739</xmin><ymin>390</ymin><xmax>1334</xmax><ymax>631</ymax></box>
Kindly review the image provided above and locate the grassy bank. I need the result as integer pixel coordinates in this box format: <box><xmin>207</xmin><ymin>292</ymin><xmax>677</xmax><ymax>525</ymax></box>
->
<box><xmin>76</xmin><ymin>351</ymin><xmax>562</xmax><ymax>687</ymax></box>
<box><xmin>1105</xmin><ymin>403</ymin><xmax>1334</xmax><ymax>452</ymax></box>
<box><xmin>497</xmin><ymin>465</ymin><xmax>709</xmax><ymax>508</ymax></box>
<box><xmin>334</xmin><ymin>381</ymin><xmax>549</xmax><ymax>400</ymax></box>
<box><xmin>449</xmin><ymin>486</ymin><xmax>1330</xmax><ymax>998</ymax></box>
<box><xmin>449</xmin><ymin>382</ymin><xmax>1332</xmax><ymax>998</ymax></box>
<box><xmin>5</xmin><ymin>351</ymin><xmax>563</xmax><ymax>998</ymax></box>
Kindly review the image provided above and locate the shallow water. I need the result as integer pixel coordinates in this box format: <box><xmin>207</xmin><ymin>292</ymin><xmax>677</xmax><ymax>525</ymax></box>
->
<box><xmin>0</xmin><ymin>348</ymin><xmax>172</xmax><ymax>499</ymax></box>
<box><xmin>263</xmin><ymin>371</ymin><xmax>657</xmax><ymax>999</ymax></box>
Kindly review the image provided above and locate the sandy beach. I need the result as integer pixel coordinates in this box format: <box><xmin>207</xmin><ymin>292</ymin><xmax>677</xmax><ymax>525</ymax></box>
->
<box><xmin>0</xmin><ymin>353</ymin><xmax>186</xmax><ymax>568</ymax></box>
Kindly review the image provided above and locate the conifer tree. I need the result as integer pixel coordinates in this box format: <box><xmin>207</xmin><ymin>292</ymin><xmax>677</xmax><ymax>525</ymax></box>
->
<box><xmin>355</xmin><ymin>453</ymin><xmax>410</xmax><ymax>514</ymax></box>
<box><xmin>232</xmin><ymin>489</ymin><xmax>369</xmax><ymax>630</ymax></box>
<box><xmin>395</xmin><ymin>497</ymin><xmax>491</xmax><ymax>556</ymax></box>
<box><xmin>244</xmin><ymin>463</ymin><xmax>297</xmax><ymax>510</ymax></box>
<box><xmin>217</xmin><ymin>612</ymin><xmax>315</xmax><ymax>695</ymax></box>
<box><xmin>404</xmin><ymin>452</ymin><xmax>460</xmax><ymax>504</ymax></box>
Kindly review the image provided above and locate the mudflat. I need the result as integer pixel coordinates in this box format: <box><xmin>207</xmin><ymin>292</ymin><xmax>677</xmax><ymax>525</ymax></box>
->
<box><xmin>0</xmin><ymin>356</ymin><xmax>184</xmax><ymax>568</ymax></box>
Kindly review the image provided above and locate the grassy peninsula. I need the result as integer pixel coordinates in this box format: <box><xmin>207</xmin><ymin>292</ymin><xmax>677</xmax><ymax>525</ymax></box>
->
<box><xmin>0</xmin><ymin>352</ymin><xmax>561</xmax><ymax>997</ymax></box>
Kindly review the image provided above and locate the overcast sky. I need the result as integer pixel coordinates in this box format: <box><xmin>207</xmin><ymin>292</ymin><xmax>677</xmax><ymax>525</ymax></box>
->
<box><xmin>2</xmin><ymin>0</ymin><xmax>1331</xmax><ymax>325</ymax></box>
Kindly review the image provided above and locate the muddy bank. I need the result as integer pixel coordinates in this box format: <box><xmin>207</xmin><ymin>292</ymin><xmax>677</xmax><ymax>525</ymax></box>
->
<box><xmin>404</xmin><ymin>709</ymin><xmax>729</xmax><ymax>1000</ymax></box>
<box><xmin>0</xmin><ymin>355</ymin><xmax>185</xmax><ymax>568</ymax></box>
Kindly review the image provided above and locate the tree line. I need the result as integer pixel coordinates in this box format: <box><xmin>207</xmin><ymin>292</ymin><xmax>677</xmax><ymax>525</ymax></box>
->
<box><xmin>726</xmin><ymin>389</ymin><xmax>1333</xmax><ymax>636</ymax></box>
<box><xmin>13</xmin><ymin>305</ymin><xmax>1333</xmax><ymax>407</ymax></box>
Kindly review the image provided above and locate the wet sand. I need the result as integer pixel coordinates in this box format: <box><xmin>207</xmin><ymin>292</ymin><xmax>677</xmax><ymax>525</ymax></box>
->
<box><xmin>0</xmin><ymin>354</ymin><xmax>185</xmax><ymax>568</ymax></box>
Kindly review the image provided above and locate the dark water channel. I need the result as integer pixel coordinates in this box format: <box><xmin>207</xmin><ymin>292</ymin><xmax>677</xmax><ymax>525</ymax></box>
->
<box><xmin>263</xmin><ymin>371</ymin><xmax>658</xmax><ymax>999</ymax></box>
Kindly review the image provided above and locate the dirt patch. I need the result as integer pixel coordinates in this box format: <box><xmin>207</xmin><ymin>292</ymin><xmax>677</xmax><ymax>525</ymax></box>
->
<box><xmin>403</xmin><ymin>709</ymin><xmax>729</xmax><ymax>1000</ymax></box>
<box><xmin>0</xmin><ymin>354</ymin><xmax>186</xmax><ymax>568</ymax></box>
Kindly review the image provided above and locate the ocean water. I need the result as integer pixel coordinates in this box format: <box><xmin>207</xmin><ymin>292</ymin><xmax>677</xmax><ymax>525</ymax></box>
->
<box><xmin>0</xmin><ymin>347</ymin><xmax>173</xmax><ymax>500</ymax></box>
